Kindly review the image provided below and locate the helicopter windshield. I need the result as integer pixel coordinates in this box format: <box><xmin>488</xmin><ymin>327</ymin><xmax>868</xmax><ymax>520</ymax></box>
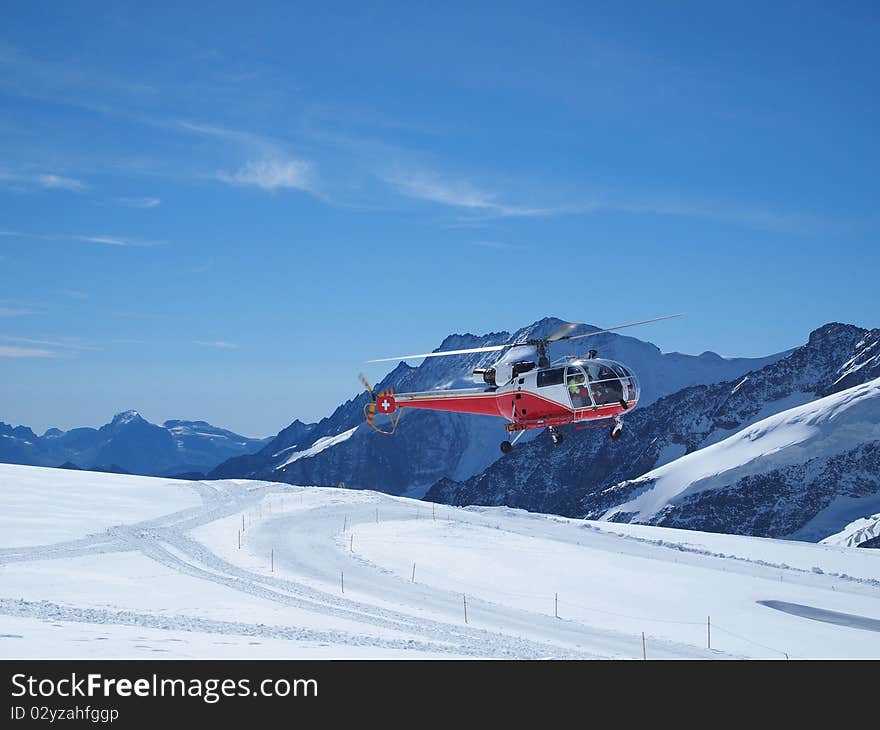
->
<box><xmin>586</xmin><ymin>361</ymin><xmax>626</xmax><ymax>406</ymax></box>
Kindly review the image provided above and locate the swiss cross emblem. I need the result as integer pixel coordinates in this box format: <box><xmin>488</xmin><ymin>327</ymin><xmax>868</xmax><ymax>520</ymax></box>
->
<box><xmin>377</xmin><ymin>393</ymin><xmax>396</xmax><ymax>413</ymax></box>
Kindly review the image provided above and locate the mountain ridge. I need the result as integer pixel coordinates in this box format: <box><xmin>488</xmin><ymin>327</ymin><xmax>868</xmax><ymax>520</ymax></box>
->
<box><xmin>0</xmin><ymin>412</ymin><xmax>267</xmax><ymax>477</ymax></box>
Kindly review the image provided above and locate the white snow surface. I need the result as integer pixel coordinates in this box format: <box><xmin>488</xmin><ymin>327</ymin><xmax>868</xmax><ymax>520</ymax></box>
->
<box><xmin>822</xmin><ymin>512</ymin><xmax>880</xmax><ymax>548</ymax></box>
<box><xmin>604</xmin><ymin>377</ymin><xmax>880</xmax><ymax>523</ymax></box>
<box><xmin>1</xmin><ymin>464</ymin><xmax>880</xmax><ymax>658</ymax></box>
<box><xmin>0</xmin><ymin>464</ymin><xmax>201</xmax><ymax>547</ymax></box>
<box><xmin>275</xmin><ymin>427</ymin><xmax>358</xmax><ymax>469</ymax></box>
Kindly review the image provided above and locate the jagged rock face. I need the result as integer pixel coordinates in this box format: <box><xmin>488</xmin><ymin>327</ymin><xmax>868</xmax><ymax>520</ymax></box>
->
<box><xmin>427</xmin><ymin>323</ymin><xmax>878</xmax><ymax>521</ymax></box>
<box><xmin>0</xmin><ymin>412</ymin><xmax>265</xmax><ymax>476</ymax></box>
<box><xmin>646</xmin><ymin>442</ymin><xmax>880</xmax><ymax>538</ymax></box>
<box><xmin>210</xmin><ymin>317</ymin><xmax>781</xmax><ymax>494</ymax></box>
<box><xmin>824</xmin><ymin>328</ymin><xmax>880</xmax><ymax>395</ymax></box>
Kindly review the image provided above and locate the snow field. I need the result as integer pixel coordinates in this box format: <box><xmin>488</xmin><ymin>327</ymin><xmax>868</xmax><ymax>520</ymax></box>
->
<box><xmin>1</xmin><ymin>465</ymin><xmax>879</xmax><ymax>658</ymax></box>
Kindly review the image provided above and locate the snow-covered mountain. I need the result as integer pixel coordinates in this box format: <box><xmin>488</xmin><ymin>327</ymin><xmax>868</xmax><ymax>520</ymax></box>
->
<box><xmin>210</xmin><ymin>317</ymin><xmax>782</xmax><ymax>494</ymax></box>
<box><xmin>821</xmin><ymin>512</ymin><xmax>880</xmax><ymax>549</ymax></box>
<box><xmin>0</xmin><ymin>411</ymin><xmax>267</xmax><ymax>476</ymax></box>
<box><xmin>599</xmin><ymin>377</ymin><xmax>880</xmax><ymax>542</ymax></box>
<box><xmin>427</xmin><ymin>323</ymin><xmax>880</xmax><ymax>525</ymax></box>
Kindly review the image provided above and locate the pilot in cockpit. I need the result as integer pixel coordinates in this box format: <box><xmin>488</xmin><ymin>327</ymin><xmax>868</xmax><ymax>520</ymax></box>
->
<box><xmin>567</xmin><ymin>371</ymin><xmax>591</xmax><ymax>408</ymax></box>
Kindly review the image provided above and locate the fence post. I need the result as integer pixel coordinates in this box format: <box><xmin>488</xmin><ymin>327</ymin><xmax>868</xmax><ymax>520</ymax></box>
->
<box><xmin>237</xmin><ymin>530</ymin><xmax>240</xmax><ymax>549</ymax></box>
<box><xmin>433</xmin><ymin>503</ymin><xmax>436</xmax><ymax>521</ymax></box>
<box><xmin>707</xmin><ymin>616</ymin><xmax>711</xmax><ymax>650</ymax></box>
<box><xmin>411</xmin><ymin>562</ymin><xmax>416</xmax><ymax>583</ymax></box>
<box><xmin>343</xmin><ymin>516</ymin><xmax>347</xmax><ymax>532</ymax></box>
<box><xmin>242</xmin><ymin>514</ymin><xmax>245</xmax><ymax>532</ymax></box>
<box><xmin>271</xmin><ymin>549</ymin><xmax>274</xmax><ymax>573</ymax></box>
<box><xmin>555</xmin><ymin>592</ymin><xmax>559</xmax><ymax>619</ymax></box>
<box><xmin>341</xmin><ymin>570</ymin><xmax>344</xmax><ymax>594</ymax></box>
<box><xmin>463</xmin><ymin>595</ymin><xmax>468</xmax><ymax>624</ymax></box>
<box><xmin>350</xmin><ymin>534</ymin><xmax>353</xmax><ymax>553</ymax></box>
<box><xmin>642</xmin><ymin>632</ymin><xmax>647</xmax><ymax>660</ymax></box>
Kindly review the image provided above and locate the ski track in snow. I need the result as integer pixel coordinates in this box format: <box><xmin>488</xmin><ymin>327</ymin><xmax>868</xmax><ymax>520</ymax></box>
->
<box><xmin>0</xmin><ymin>478</ymin><xmax>675</xmax><ymax>659</ymax></box>
<box><xmin>3</xmin><ymin>468</ymin><xmax>879</xmax><ymax>658</ymax></box>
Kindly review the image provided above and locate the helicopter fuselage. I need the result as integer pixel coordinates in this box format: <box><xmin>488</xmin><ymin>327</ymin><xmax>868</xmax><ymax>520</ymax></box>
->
<box><xmin>374</xmin><ymin>357</ymin><xmax>639</xmax><ymax>433</ymax></box>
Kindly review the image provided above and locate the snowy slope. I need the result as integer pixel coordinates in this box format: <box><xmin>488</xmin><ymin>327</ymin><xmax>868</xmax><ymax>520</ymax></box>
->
<box><xmin>2</xmin><ymin>464</ymin><xmax>880</xmax><ymax>659</ymax></box>
<box><xmin>600</xmin><ymin>378</ymin><xmax>880</xmax><ymax>539</ymax></box>
<box><xmin>821</xmin><ymin>513</ymin><xmax>880</xmax><ymax>549</ymax></box>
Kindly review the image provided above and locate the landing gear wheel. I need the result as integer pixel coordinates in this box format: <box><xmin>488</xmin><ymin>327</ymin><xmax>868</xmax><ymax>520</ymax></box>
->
<box><xmin>611</xmin><ymin>423</ymin><xmax>623</xmax><ymax>440</ymax></box>
<box><xmin>500</xmin><ymin>440</ymin><xmax>513</xmax><ymax>454</ymax></box>
<box><xmin>549</xmin><ymin>427</ymin><xmax>564</xmax><ymax>446</ymax></box>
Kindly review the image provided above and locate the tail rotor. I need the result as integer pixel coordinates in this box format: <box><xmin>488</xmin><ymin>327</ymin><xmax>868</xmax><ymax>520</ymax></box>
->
<box><xmin>359</xmin><ymin>373</ymin><xmax>399</xmax><ymax>435</ymax></box>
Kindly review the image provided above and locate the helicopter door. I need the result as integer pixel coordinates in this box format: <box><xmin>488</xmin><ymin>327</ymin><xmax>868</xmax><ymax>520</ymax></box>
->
<box><xmin>565</xmin><ymin>366</ymin><xmax>592</xmax><ymax>408</ymax></box>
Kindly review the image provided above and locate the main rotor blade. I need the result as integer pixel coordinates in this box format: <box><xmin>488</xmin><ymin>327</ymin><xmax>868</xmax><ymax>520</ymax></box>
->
<box><xmin>367</xmin><ymin>342</ymin><xmax>512</xmax><ymax>363</ymax></box>
<box><xmin>553</xmin><ymin>313</ymin><xmax>686</xmax><ymax>343</ymax></box>
<box><xmin>367</xmin><ymin>313</ymin><xmax>685</xmax><ymax>363</ymax></box>
<box><xmin>545</xmin><ymin>321</ymin><xmax>581</xmax><ymax>342</ymax></box>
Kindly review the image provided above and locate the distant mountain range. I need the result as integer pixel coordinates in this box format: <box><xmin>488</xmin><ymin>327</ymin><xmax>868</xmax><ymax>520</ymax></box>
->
<box><xmin>209</xmin><ymin>317</ymin><xmax>784</xmax><ymax>494</ymax></box>
<box><xmin>0</xmin><ymin>411</ymin><xmax>267</xmax><ymax>477</ymax></box>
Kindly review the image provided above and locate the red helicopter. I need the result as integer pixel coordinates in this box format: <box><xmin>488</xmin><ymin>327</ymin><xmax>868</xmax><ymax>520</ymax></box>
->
<box><xmin>361</xmin><ymin>314</ymin><xmax>684</xmax><ymax>453</ymax></box>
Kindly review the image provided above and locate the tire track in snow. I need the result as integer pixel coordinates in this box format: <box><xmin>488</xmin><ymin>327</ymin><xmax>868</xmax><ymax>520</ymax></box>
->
<box><xmin>0</xmin><ymin>480</ymin><xmax>722</xmax><ymax>658</ymax></box>
<box><xmin>0</xmin><ymin>481</ymin><xmax>607</xmax><ymax>657</ymax></box>
<box><xmin>0</xmin><ymin>598</ymin><xmax>458</xmax><ymax>656</ymax></box>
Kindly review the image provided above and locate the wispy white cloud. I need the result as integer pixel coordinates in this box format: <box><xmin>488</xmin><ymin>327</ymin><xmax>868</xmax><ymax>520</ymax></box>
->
<box><xmin>2</xmin><ymin>230</ymin><xmax>159</xmax><ymax>247</ymax></box>
<box><xmin>115</xmin><ymin>196</ymin><xmax>160</xmax><ymax>208</ymax></box>
<box><xmin>0</xmin><ymin>345</ymin><xmax>57</xmax><ymax>358</ymax></box>
<box><xmin>0</xmin><ymin>335</ymin><xmax>96</xmax><ymax>351</ymax></box>
<box><xmin>177</xmin><ymin>120</ymin><xmax>269</xmax><ymax>148</ymax></box>
<box><xmin>473</xmin><ymin>240</ymin><xmax>518</xmax><ymax>250</ymax></box>
<box><xmin>178</xmin><ymin>119</ymin><xmax>316</xmax><ymax>194</ymax></box>
<box><xmin>217</xmin><ymin>158</ymin><xmax>313</xmax><ymax>192</ymax></box>
<box><xmin>36</xmin><ymin>174</ymin><xmax>87</xmax><ymax>192</ymax></box>
<box><xmin>604</xmin><ymin>196</ymin><xmax>811</xmax><ymax>234</ymax></box>
<box><xmin>383</xmin><ymin>168</ymin><xmax>551</xmax><ymax>217</ymax></box>
<box><xmin>0</xmin><ymin>306</ymin><xmax>36</xmax><ymax>317</ymax></box>
<box><xmin>193</xmin><ymin>340</ymin><xmax>239</xmax><ymax>350</ymax></box>
<box><xmin>75</xmin><ymin>235</ymin><xmax>130</xmax><ymax>246</ymax></box>
<box><xmin>0</xmin><ymin>169</ymin><xmax>88</xmax><ymax>193</ymax></box>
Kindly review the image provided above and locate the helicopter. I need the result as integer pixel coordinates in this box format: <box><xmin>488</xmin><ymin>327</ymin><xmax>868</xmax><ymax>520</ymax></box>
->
<box><xmin>360</xmin><ymin>313</ymin><xmax>685</xmax><ymax>454</ymax></box>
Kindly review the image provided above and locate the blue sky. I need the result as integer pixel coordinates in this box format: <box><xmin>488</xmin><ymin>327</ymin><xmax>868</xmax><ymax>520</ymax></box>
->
<box><xmin>1</xmin><ymin>1</ymin><xmax>878</xmax><ymax>436</ymax></box>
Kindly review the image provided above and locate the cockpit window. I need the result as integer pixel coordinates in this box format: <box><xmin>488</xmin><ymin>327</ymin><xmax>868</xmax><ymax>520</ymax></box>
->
<box><xmin>566</xmin><ymin>368</ymin><xmax>591</xmax><ymax>408</ymax></box>
<box><xmin>589</xmin><ymin>363</ymin><xmax>625</xmax><ymax>405</ymax></box>
<box><xmin>597</xmin><ymin>365</ymin><xmax>617</xmax><ymax>381</ymax></box>
<box><xmin>537</xmin><ymin>368</ymin><xmax>565</xmax><ymax>387</ymax></box>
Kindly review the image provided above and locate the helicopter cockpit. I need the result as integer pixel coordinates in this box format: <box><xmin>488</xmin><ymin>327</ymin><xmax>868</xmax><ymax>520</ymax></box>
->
<box><xmin>559</xmin><ymin>358</ymin><xmax>640</xmax><ymax>410</ymax></box>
